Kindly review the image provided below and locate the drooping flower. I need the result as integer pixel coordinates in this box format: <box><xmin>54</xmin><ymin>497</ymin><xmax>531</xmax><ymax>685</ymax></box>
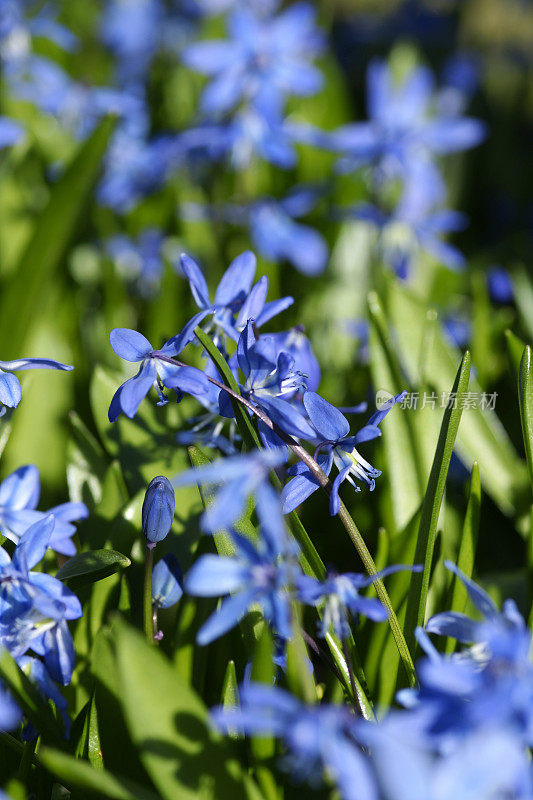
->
<box><xmin>282</xmin><ymin>390</ymin><xmax>405</xmax><ymax>515</ymax></box>
<box><xmin>152</xmin><ymin>553</ymin><xmax>183</xmax><ymax>610</ymax></box>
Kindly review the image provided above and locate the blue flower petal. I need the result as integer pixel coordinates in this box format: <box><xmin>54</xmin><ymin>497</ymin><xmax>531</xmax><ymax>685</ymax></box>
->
<box><xmin>185</xmin><ymin>554</ymin><xmax>247</xmax><ymax>596</ymax></box>
<box><xmin>197</xmin><ymin>587</ymin><xmax>256</xmax><ymax>645</ymax></box>
<box><xmin>0</xmin><ymin>371</ymin><xmax>22</xmax><ymax>409</ymax></box>
<box><xmin>180</xmin><ymin>253</ymin><xmax>211</xmax><ymax>309</ymax></box>
<box><xmin>214</xmin><ymin>251</ymin><xmax>256</xmax><ymax>307</ymax></box>
<box><xmin>303</xmin><ymin>391</ymin><xmax>350</xmax><ymax>442</ymax></box>
<box><xmin>110</xmin><ymin>328</ymin><xmax>153</xmax><ymax>362</ymax></box>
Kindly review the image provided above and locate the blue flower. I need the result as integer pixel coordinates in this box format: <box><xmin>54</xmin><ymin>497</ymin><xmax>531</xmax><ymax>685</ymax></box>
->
<box><xmin>282</xmin><ymin>391</ymin><xmax>405</xmax><ymax>515</ymax></box>
<box><xmin>180</xmin><ymin>251</ymin><xmax>293</xmax><ymax>348</ymax></box>
<box><xmin>487</xmin><ymin>265</ymin><xmax>514</xmax><ymax>304</ymax></box>
<box><xmin>108</xmin><ymin>327</ymin><xmax>210</xmax><ymax>421</ymax></box>
<box><xmin>105</xmin><ymin>229</ymin><xmax>166</xmax><ymax>297</ymax></box>
<box><xmin>100</xmin><ymin>0</ymin><xmax>164</xmax><ymax>88</ymax></box>
<box><xmin>330</xmin><ymin>59</ymin><xmax>485</xmax><ymax>190</ymax></box>
<box><xmin>173</xmin><ymin>448</ymin><xmax>285</xmax><ymax>533</ymax></box>
<box><xmin>0</xmin><ymin>517</ymin><xmax>82</xmax><ymax>665</ymax></box>
<box><xmin>0</xmin><ymin>116</ymin><xmax>24</xmax><ymax>149</ymax></box>
<box><xmin>297</xmin><ymin>564</ymin><xmax>422</xmax><ymax>640</ymax></box>
<box><xmin>182</xmin><ymin>4</ymin><xmax>324</xmax><ymax>118</ymax></box>
<box><xmin>0</xmin><ymin>465</ymin><xmax>88</xmax><ymax>556</ymax></box>
<box><xmin>247</xmin><ymin>194</ymin><xmax>328</xmax><ymax>276</ymax></box>
<box><xmin>0</xmin><ymin>356</ymin><xmax>73</xmax><ymax>416</ymax></box>
<box><xmin>142</xmin><ymin>476</ymin><xmax>175</xmax><ymax>545</ymax></box>
<box><xmin>217</xmin><ymin>321</ymin><xmax>316</xmax><ymax>449</ymax></box>
<box><xmin>185</xmin><ymin>526</ymin><xmax>299</xmax><ymax>644</ymax></box>
<box><xmin>213</xmin><ymin>683</ymin><xmax>377</xmax><ymax>800</ymax></box>
<box><xmin>152</xmin><ymin>553</ymin><xmax>183</xmax><ymax>610</ymax></box>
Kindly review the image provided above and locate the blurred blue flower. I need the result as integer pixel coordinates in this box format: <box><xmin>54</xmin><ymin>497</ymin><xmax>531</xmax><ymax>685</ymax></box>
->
<box><xmin>142</xmin><ymin>476</ymin><xmax>175</xmax><ymax>545</ymax></box>
<box><xmin>100</xmin><ymin>0</ymin><xmax>164</xmax><ymax>88</ymax></box>
<box><xmin>108</xmin><ymin>327</ymin><xmax>210</xmax><ymax>421</ymax></box>
<box><xmin>0</xmin><ymin>465</ymin><xmax>88</xmax><ymax>556</ymax></box>
<box><xmin>282</xmin><ymin>391</ymin><xmax>405</xmax><ymax>515</ymax></box>
<box><xmin>173</xmin><ymin>448</ymin><xmax>285</xmax><ymax>533</ymax></box>
<box><xmin>185</xmin><ymin>524</ymin><xmax>299</xmax><ymax>644</ymax></box>
<box><xmin>182</xmin><ymin>3</ymin><xmax>324</xmax><ymax>118</ymax></box>
<box><xmin>297</xmin><ymin>564</ymin><xmax>421</xmax><ymax>639</ymax></box>
<box><xmin>105</xmin><ymin>229</ymin><xmax>165</xmax><ymax>297</ymax></box>
<box><xmin>213</xmin><ymin>683</ymin><xmax>377</xmax><ymax>800</ymax></box>
<box><xmin>0</xmin><ymin>355</ymin><xmax>73</xmax><ymax>416</ymax></box>
<box><xmin>330</xmin><ymin>59</ymin><xmax>485</xmax><ymax>192</ymax></box>
<box><xmin>152</xmin><ymin>553</ymin><xmax>183</xmax><ymax>609</ymax></box>
<box><xmin>0</xmin><ymin>116</ymin><xmax>24</xmax><ymax>149</ymax></box>
<box><xmin>487</xmin><ymin>265</ymin><xmax>514</xmax><ymax>304</ymax></box>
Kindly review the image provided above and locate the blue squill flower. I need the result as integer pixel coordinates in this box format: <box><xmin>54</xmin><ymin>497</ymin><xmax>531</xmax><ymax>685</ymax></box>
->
<box><xmin>100</xmin><ymin>0</ymin><xmax>164</xmax><ymax>88</ymax></box>
<box><xmin>282</xmin><ymin>391</ymin><xmax>405</xmax><ymax>515</ymax></box>
<box><xmin>0</xmin><ymin>465</ymin><xmax>88</xmax><ymax>556</ymax></box>
<box><xmin>180</xmin><ymin>251</ymin><xmax>293</xmax><ymax>348</ymax></box>
<box><xmin>213</xmin><ymin>683</ymin><xmax>377</xmax><ymax>800</ymax></box>
<box><xmin>173</xmin><ymin>448</ymin><xmax>286</xmax><ymax>533</ymax></box>
<box><xmin>185</xmin><ymin>526</ymin><xmax>299</xmax><ymax>644</ymax></box>
<box><xmin>218</xmin><ymin>321</ymin><xmax>315</xmax><ymax>445</ymax></box>
<box><xmin>0</xmin><ymin>681</ymin><xmax>21</xmax><ymax>731</ymax></box>
<box><xmin>297</xmin><ymin>564</ymin><xmax>422</xmax><ymax>640</ymax></box>
<box><xmin>247</xmin><ymin>193</ymin><xmax>328</xmax><ymax>276</ymax></box>
<box><xmin>0</xmin><ymin>356</ymin><xmax>73</xmax><ymax>416</ymax></box>
<box><xmin>0</xmin><ymin>517</ymin><xmax>82</xmax><ymax>662</ymax></box>
<box><xmin>105</xmin><ymin>229</ymin><xmax>165</xmax><ymax>297</ymax></box>
<box><xmin>108</xmin><ymin>327</ymin><xmax>210</xmax><ymax>421</ymax></box>
<box><xmin>152</xmin><ymin>553</ymin><xmax>183</xmax><ymax>610</ymax></box>
<box><xmin>330</xmin><ymin>59</ymin><xmax>485</xmax><ymax>189</ymax></box>
<box><xmin>142</xmin><ymin>476</ymin><xmax>175</xmax><ymax>546</ymax></box>
<box><xmin>182</xmin><ymin>4</ymin><xmax>324</xmax><ymax>118</ymax></box>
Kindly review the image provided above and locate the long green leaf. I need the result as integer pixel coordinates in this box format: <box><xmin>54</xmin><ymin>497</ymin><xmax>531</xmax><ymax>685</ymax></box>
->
<box><xmin>403</xmin><ymin>351</ymin><xmax>471</xmax><ymax>653</ymax></box>
<box><xmin>519</xmin><ymin>346</ymin><xmax>533</xmax><ymax>493</ymax></box>
<box><xmin>39</xmin><ymin>748</ymin><xmax>161</xmax><ymax>800</ymax></box>
<box><xmin>445</xmin><ymin>461</ymin><xmax>481</xmax><ymax>654</ymax></box>
<box><xmin>0</xmin><ymin>117</ymin><xmax>115</xmax><ymax>355</ymax></box>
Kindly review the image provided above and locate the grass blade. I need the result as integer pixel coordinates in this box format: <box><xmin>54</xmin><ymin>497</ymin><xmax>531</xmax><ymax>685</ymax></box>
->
<box><xmin>519</xmin><ymin>346</ymin><xmax>533</xmax><ymax>493</ymax></box>
<box><xmin>403</xmin><ymin>351</ymin><xmax>471</xmax><ymax>654</ymax></box>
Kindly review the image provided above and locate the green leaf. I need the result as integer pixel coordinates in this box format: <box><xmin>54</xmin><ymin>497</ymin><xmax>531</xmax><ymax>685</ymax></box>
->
<box><xmin>403</xmin><ymin>351</ymin><xmax>471</xmax><ymax>654</ymax></box>
<box><xmin>504</xmin><ymin>329</ymin><xmax>526</xmax><ymax>381</ymax></box>
<box><xmin>0</xmin><ymin>650</ymin><xmax>63</xmax><ymax>744</ymax></box>
<box><xmin>519</xmin><ymin>346</ymin><xmax>533</xmax><ymax>493</ymax></box>
<box><xmin>445</xmin><ymin>461</ymin><xmax>481</xmax><ymax>654</ymax></box>
<box><xmin>39</xmin><ymin>748</ymin><xmax>161</xmax><ymax>800</ymax></box>
<box><xmin>387</xmin><ymin>280</ymin><xmax>529</xmax><ymax>519</ymax></box>
<box><xmin>368</xmin><ymin>291</ymin><xmax>425</xmax><ymax>531</ymax></box>
<box><xmin>0</xmin><ymin>117</ymin><xmax>115</xmax><ymax>356</ymax></box>
<box><xmin>113</xmin><ymin>619</ymin><xmax>261</xmax><ymax>800</ymax></box>
<box><xmin>56</xmin><ymin>549</ymin><xmax>131</xmax><ymax>587</ymax></box>
<box><xmin>514</xmin><ymin>266</ymin><xmax>533</xmax><ymax>342</ymax></box>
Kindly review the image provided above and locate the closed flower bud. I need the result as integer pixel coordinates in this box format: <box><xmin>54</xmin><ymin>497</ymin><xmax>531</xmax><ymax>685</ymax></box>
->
<box><xmin>142</xmin><ymin>476</ymin><xmax>175</xmax><ymax>545</ymax></box>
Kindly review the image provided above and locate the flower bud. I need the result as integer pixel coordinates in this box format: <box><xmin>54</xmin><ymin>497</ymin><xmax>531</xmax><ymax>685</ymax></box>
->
<box><xmin>142</xmin><ymin>476</ymin><xmax>175</xmax><ymax>545</ymax></box>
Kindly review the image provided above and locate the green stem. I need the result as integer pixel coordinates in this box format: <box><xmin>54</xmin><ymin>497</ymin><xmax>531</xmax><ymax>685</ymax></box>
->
<box><xmin>18</xmin><ymin>738</ymin><xmax>36</xmax><ymax>782</ymax></box>
<box><xmin>143</xmin><ymin>545</ymin><xmax>155</xmax><ymax>645</ymax></box>
<box><xmin>158</xmin><ymin>349</ymin><xmax>416</xmax><ymax>685</ymax></box>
